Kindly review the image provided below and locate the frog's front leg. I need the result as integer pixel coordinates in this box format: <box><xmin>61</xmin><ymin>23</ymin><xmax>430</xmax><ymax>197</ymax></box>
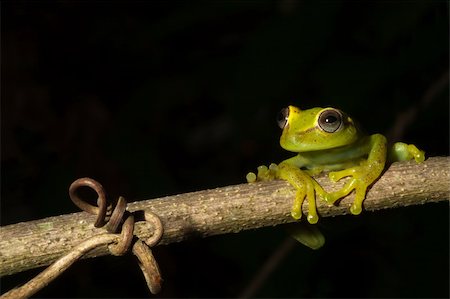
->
<box><xmin>324</xmin><ymin>134</ymin><xmax>387</xmax><ymax>215</ymax></box>
<box><xmin>246</xmin><ymin>158</ymin><xmax>325</xmax><ymax>223</ymax></box>
<box><xmin>277</xmin><ymin>162</ymin><xmax>325</xmax><ymax>224</ymax></box>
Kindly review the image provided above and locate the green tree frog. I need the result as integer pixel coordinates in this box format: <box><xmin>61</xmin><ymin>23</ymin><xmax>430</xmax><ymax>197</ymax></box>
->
<box><xmin>247</xmin><ymin>106</ymin><xmax>425</xmax><ymax>224</ymax></box>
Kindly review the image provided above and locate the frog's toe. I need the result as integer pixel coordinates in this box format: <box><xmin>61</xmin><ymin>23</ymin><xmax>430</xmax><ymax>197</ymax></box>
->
<box><xmin>307</xmin><ymin>213</ymin><xmax>319</xmax><ymax>224</ymax></box>
<box><xmin>415</xmin><ymin>155</ymin><xmax>425</xmax><ymax>163</ymax></box>
<box><xmin>291</xmin><ymin>198</ymin><xmax>303</xmax><ymax>219</ymax></box>
<box><xmin>350</xmin><ymin>203</ymin><xmax>362</xmax><ymax>215</ymax></box>
<box><xmin>349</xmin><ymin>185</ymin><xmax>367</xmax><ymax>215</ymax></box>
<box><xmin>406</xmin><ymin>144</ymin><xmax>425</xmax><ymax>163</ymax></box>
<box><xmin>246</xmin><ymin>172</ymin><xmax>257</xmax><ymax>183</ymax></box>
<box><xmin>291</xmin><ymin>209</ymin><xmax>302</xmax><ymax>220</ymax></box>
<box><xmin>256</xmin><ymin>165</ymin><xmax>270</xmax><ymax>180</ymax></box>
<box><xmin>256</xmin><ymin>164</ymin><xmax>279</xmax><ymax>181</ymax></box>
<box><xmin>414</xmin><ymin>151</ymin><xmax>425</xmax><ymax>163</ymax></box>
<box><xmin>291</xmin><ymin>189</ymin><xmax>306</xmax><ymax>220</ymax></box>
<box><xmin>269</xmin><ymin>163</ymin><xmax>279</xmax><ymax>171</ymax></box>
<box><xmin>257</xmin><ymin>165</ymin><xmax>268</xmax><ymax>176</ymax></box>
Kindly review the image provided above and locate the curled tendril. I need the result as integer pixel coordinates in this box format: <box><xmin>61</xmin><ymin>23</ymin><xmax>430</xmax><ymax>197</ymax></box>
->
<box><xmin>3</xmin><ymin>177</ymin><xmax>165</xmax><ymax>298</ymax></box>
<box><xmin>69</xmin><ymin>178</ymin><xmax>109</xmax><ymax>227</ymax></box>
<box><xmin>68</xmin><ymin>177</ymin><xmax>164</xmax><ymax>294</ymax></box>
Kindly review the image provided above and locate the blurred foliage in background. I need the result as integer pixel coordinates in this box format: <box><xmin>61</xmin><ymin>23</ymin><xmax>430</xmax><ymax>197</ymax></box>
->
<box><xmin>2</xmin><ymin>1</ymin><xmax>448</xmax><ymax>297</ymax></box>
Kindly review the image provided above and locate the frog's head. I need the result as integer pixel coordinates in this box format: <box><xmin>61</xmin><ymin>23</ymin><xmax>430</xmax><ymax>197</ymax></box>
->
<box><xmin>278</xmin><ymin>106</ymin><xmax>361</xmax><ymax>152</ymax></box>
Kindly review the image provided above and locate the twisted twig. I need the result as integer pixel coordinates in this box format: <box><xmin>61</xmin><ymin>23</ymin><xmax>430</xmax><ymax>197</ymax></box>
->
<box><xmin>1</xmin><ymin>178</ymin><xmax>164</xmax><ymax>298</ymax></box>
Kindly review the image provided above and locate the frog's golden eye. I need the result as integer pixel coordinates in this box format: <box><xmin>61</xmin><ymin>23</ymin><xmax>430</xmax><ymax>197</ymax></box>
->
<box><xmin>318</xmin><ymin>109</ymin><xmax>342</xmax><ymax>133</ymax></box>
<box><xmin>277</xmin><ymin>107</ymin><xmax>289</xmax><ymax>129</ymax></box>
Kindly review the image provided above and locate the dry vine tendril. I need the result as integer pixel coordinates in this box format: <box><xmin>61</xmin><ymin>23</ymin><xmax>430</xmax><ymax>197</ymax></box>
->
<box><xmin>1</xmin><ymin>177</ymin><xmax>164</xmax><ymax>299</ymax></box>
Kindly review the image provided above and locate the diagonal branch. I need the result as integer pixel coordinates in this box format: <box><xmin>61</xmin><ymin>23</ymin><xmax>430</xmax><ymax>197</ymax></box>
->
<box><xmin>1</xmin><ymin>156</ymin><xmax>449</xmax><ymax>277</ymax></box>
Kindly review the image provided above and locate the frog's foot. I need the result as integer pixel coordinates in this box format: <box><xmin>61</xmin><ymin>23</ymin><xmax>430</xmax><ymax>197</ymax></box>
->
<box><xmin>324</xmin><ymin>179</ymin><xmax>365</xmax><ymax>214</ymax></box>
<box><xmin>291</xmin><ymin>186</ymin><xmax>319</xmax><ymax>224</ymax></box>
<box><xmin>246</xmin><ymin>163</ymin><xmax>279</xmax><ymax>183</ymax></box>
<box><xmin>390</xmin><ymin>142</ymin><xmax>425</xmax><ymax>163</ymax></box>
<box><xmin>278</xmin><ymin>163</ymin><xmax>325</xmax><ymax>224</ymax></box>
<box><xmin>324</xmin><ymin>166</ymin><xmax>375</xmax><ymax>215</ymax></box>
<box><xmin>286</xmin><ymin>222</ymin><xmax>325</xmax><ymax>250</ymax></box>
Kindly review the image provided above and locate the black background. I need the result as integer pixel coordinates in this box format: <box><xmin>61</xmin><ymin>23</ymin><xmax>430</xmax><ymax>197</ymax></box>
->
<box><xmin>2</xmin><ymin>1</ymin><xmax>449</xmax><ymax>298</ymax></box>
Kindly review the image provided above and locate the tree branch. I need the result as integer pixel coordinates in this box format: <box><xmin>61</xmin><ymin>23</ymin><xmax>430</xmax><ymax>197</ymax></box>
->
<box><xmin>1</xmin><ymin>156</ymin><xmax>449</xmax><ymax>277</ymax></box>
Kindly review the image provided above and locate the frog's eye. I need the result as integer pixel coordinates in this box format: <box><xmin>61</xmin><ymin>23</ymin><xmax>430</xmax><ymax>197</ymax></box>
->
<box><xmin>277</xmin><ymin>107</ymin><xmax>289</xmax><ymax>129</ymax></box>
<box><xmin>318</xmin><ymin>109</ymin><xmax>342</xmax><ymax>133</ymax></box>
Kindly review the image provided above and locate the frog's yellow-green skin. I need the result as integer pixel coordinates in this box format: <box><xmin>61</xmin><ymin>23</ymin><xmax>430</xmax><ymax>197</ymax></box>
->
<box><xmin>247</xmin><ymin>106</ymin><xmax>425</xmax><ymax>224</ymax></box>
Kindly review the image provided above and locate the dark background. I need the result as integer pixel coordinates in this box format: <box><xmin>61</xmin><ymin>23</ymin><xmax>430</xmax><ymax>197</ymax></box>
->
<box><xmin>2</xmin><ymin>1</ymin><xmax>449</xmax><ymax>298</ymax></box>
